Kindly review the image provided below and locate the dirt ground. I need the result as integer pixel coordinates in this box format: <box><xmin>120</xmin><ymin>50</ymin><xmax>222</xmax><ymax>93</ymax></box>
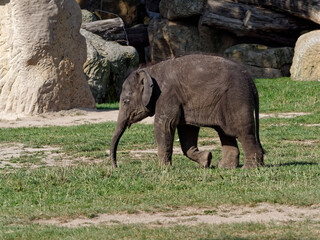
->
<box><xmin>0</xmin><ymin>109</ymin><xmax>153</xmax><ymax>128</ymax></box>
<box><xmin>0</xmin><ymin>109</ymin><xmax>313</xmax><ymax>128</ymax></box>
<box><xmin>36</xmin><ymin>204</ymin><xmax>320</xmax><ymax>228</ymax></box>
<box><xmin>1</xmin><ymin>109</ymin><xmax>319</xmax><ymax>228</ymax></box>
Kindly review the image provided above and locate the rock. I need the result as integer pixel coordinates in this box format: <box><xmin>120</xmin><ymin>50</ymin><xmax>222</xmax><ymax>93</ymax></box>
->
<box><xmin>81</xmin><ymin>29</ymin><xmax>139</xmax><ymax>102</ymax></box>
<box><xmin>201</xmin><ymin>0</ymin><xmax>316</xmax><ymax>47</ymax></box>
<box><xmin>148</xmin><ymin>18</ymin><xmax>236</xmax><ymax>62</ymax></box>
<box><xmin>290</xmin><ymin>30</ymin><xmax>320</xmax><ymax>81</ymax></box>
<box><xmin>224</xmin><ymin>44</ymin><xmax>294</xmax><ymax>78</ymax></box>
<box><xmin>229</xmin><ymin>0</ymin><xmax>320</xmax><ymax>25</ymax></box>
<box><xmin>81</xmin><ymin>9</ymin><xmax>98</xmax><ymax>23</ymax></box>
<box><xmin>159</xmin><ymin>0</ymin><xmax>204</xmax><ymax>20</ymax></box>
<box><xmin>198</xmin><ymin>20</ymin><xmax>237</xmax><ymax>55</ymax></box>
<box><xmin>0</xmin><ymin>0</ymin><xmax>95</xmax><ymax>114</ymax></box>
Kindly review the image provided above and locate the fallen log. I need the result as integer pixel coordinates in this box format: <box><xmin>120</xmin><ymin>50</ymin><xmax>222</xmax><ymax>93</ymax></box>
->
<box><xmin>229</xmin><ymin>0</ymin><xmax>320</xmax><ymax>25</ymax></box>
<box><xmin>201</xmin><ymin>0</ymin><xmax>316</xmax><ymax>46</ymax></box>
<box><xmin>81</xmin><ymin>18</ymin><xmax>127</xmax><ymax>44</ymax></box>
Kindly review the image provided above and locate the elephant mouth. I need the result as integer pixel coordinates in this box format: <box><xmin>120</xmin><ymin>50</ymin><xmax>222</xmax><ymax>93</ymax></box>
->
<box><xmin>128</xmin><ymin>112</ymin><xmax>136</xmax><ymax>128</ymax></box>
<box><xmin>128</xmin><ymin>110</ymin><xmax>146</xmax><ymax>127</ymax></box>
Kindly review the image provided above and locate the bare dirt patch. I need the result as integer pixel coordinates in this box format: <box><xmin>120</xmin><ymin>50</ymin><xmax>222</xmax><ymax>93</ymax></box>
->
<box><xmin>302</xmin><ymin>123</ymin><xmax>320</xmax><ymax>127</ymax></box>
<box><xmin>0</xmin><ymin>143</ymin><xmax>95</xmax><ymax>169</ymax></box>
<box><xmin>0</xmin><ymin>109</ymin><xmax>313</xmax><ymax>128</ymax></box>
<box><xmin>110</xmin><ymin>145</ymin><xmax>218</xmax><ymax>159</ymax></box>
<box><xmin>259</xmin><ymin>112</ymin><xmax>311</xmax><ymax>119</ymax></box>
<box><xmin>35</xmin><ymin>203</ymin><xmax>320</xmax><ymax>228</ymax></box>
<box><xmin>284</xmin><ymin>139</ymin><xmax>320</xmax><ymax>146</ymax></box>
<box><xmin>0</xmin><ymin>109</ymin><xmax>153</xmax><ymax>128</ymax></box>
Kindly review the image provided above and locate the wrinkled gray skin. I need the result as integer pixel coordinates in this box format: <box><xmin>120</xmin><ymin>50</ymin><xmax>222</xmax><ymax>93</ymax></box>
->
<box><xmin>110</xmin><ymin>54</ymin><xmax>264</xmax><ymax>168</ymax></box>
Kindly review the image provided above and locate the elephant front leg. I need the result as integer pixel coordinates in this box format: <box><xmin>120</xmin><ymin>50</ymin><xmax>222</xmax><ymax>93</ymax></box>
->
<box><xmin>178</xmin><ymin>125</ymin><xmax>212</xmax><ymax>168</ymax></box>
<box><xmin>217</xmin><ymin>130</ymin><xmax>240</xmax><ymax>169</ymax></box>
<box><xmin>154</xmin><ymin>116</ymin><xmax>177</xmax><ymax>166</ymax></box>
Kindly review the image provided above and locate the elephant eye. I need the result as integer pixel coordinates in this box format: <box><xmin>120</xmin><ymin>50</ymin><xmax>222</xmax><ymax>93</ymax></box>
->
<box><xmin>123</xmin><ymin>99</ymin><xmax>130</xmax><ymax>105</ymax></box>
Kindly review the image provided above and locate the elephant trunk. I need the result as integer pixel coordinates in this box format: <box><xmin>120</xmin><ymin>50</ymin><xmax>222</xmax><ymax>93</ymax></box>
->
<box><xmin>110</xmin><ymin>113</ymin><xmax>128</xmax><ymax>168</ymax></box>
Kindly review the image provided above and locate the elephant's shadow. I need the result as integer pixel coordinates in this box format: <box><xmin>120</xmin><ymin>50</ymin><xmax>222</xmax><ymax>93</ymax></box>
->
<box><xmin>264</xmin><ymin>161</ymin><xmax>318</xmax><ymax>168</ymax></box>
<box><xmin>207</xmin><ymin>161</ymin><xmax>318</xmax><ymax>169</ymax></box>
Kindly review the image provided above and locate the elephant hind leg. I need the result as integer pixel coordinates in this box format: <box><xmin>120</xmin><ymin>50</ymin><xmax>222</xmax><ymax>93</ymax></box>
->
<box><xmin>238</xmin><ymin>134</ymin><xmax>264</xmax><ymax>168</ymax></box>
<box><xmin>177</xmin><ymin>125</ymin><xmax>212</xmax><ymax>168</ymax></box>
<box><xmin>217</xmin><ymin>130</ymin><xmax>240</xmax><ymax>169</ymax></box>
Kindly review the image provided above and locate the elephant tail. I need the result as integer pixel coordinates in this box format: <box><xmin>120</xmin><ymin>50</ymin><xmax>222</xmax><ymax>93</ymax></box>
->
<box><xmin>253</xmin><ymin>82</ymin><xmax>265</xmax><ymax>154</ymax></box>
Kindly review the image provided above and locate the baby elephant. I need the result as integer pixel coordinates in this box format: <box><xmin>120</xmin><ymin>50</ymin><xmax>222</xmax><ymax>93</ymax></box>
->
<box><xmin>110</xmin><ymin>54</ymin><xmax>264</xmax><ymax>168</ymax></box>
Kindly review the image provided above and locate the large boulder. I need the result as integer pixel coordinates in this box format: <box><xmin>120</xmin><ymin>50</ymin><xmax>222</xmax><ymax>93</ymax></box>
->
<box><xmin>81</xmin><ymin>9</ymin><xmax>98</xmax><ymax>23</ymax></box>
<box><xmin>148</xmin><ymin>18</ymin><xmax>236</xmax><ymax>62</ymax></box>
<box><xmin>159</xmin><ymin>0</ymin><xmax>204</xmax><ymax>20</ymax></box>
<box><xmin>225</xmin><ymin>44</ymin><xmax>294</xmax><ymax>78</ymax></box>
<box><xmin>0</xmin><ymin>0</ymin><xmax>95</xmax><ymax>114</ymax></box>
<box><xmin>290</xmin><ymin>30</ymin><xmax>320</xmax><ymax>81</ymax></box>
<box><xmin>81</xmin><ymin>29</ymin><xmax>139</xmax><ymax>103</ymax></box>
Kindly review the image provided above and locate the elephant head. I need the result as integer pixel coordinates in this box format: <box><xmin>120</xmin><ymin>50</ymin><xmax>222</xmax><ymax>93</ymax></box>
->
<box><xmin>110</xmin><ymin>70</ymin><xmax>155</xmax><ymax>167</ymax></box>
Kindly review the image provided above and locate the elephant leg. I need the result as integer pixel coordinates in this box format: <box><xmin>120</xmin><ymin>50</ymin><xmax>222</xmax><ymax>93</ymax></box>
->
<box><xmin>217</xmin><ymin>130</ymin><xmax>240</xmax><ymax>169</ymax></box>
<box><xmin>177</xmin><ymin>125</ymin><xmax>212</xmax><ymax>168</ymax></box>
<box><xmin>154</xmin><ymin>115</ymin><xmax>177</xmax><ymax>166</ymax></box>
<box><xmin>238</xmin><ymin>135</ymin><xmax>264</xmax><ymax>168</ymax></box>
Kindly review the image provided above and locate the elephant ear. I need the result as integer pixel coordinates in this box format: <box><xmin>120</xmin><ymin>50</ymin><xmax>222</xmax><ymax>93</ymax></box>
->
<box><xmin>138</xmin><ymin>70</ymin><xmax>154</xmax><ymax>108</ymax></box>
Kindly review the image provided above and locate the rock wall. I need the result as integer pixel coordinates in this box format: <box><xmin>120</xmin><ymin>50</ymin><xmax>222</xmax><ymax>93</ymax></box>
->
<box><xmin>77</xmin><ymin>0</ymin><xmax>320</xmax><ymax>85</ymax></box>
<box><xmin>146</xmin><ymin>0</ymin><xmax>319</xmax><ymax>78</ymax></box>
<box><xmin>225</xmin><ymin>44</ymin><xmax>294</xmax><ymax>78</ymax></box>
<box><xmin>148</xmin><ymin>18</ymin><xmax>236</xmax><ymax>62</ymax></box>
<box><xmin>0</xmin><ymin>0</ymin><xmax>95</xmax><ymax>114</ymax></box>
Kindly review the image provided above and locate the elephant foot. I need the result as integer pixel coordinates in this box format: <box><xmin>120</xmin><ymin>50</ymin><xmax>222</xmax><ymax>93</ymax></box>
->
<box><xmin>242</xmin><ymin>162</ymin><xmax>264</xmax><ymax>169</ymax></box>
<box><xmin>184</xmin><ymin>147</ymin><xmax>212</xmax><ymax>168</ymax></box>
<box><xmin>243</xmin><ymin>160</ymin><xmax>264</xmax><ymax>169</ymax></box>
<box><xmin>243</xmin><ymin>153</ymin><xmax>264</xmax><ymax>169</ymax></box>
<box><xmin>197</xmin><ymin>151</ymin><xmax>212</xmax><ymax>168</ymax></box>
<box><xmin>218</xmin><ymin>159</ymin><xmax>239</xmax><ymax>169</ymax></box>
<box><xmin>218</xmin><ymin>147</ymin><xmax>240</xmax><ymax>169</ymax></box>
<box><xmin>158</xmin><ymin>159</ymin><xmax>172</xmax><ymax>167</ymax></box>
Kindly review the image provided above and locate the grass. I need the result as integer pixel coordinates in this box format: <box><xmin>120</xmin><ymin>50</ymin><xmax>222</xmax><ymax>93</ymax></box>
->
<box><xmin>0</xmin><ymin>78</ymin><xmax>319</xmax><ymax>239</ymax></box>
<box><xmin>255</xmin><ymin>77</ymin><xmax>319</xmax><ymax>112</ymax></box>
<box><xmin>96</xmin><ymin>102</ymin><xmax>119</xmax><ymax>110</ymax></box>
<box><xmin>1</xmin><ymin>221</ymin><xmax>320</xmax><ymax>240</ymax></box>
<box><xmin>96</xmin><ymin>78</ymin><xmax>320</xmax><ymax>113</ymax></box>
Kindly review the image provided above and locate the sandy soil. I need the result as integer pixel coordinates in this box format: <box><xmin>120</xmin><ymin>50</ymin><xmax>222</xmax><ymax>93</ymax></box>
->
<box><xmin>36</xmin><ymin>203</ymin><xmax>320</xmax><ymax>228</ymax></box>
<box><xmin>0</xmin><ymin>109</ymin><xmax>311</xmax><ymax>128</ymax></box>
<box><xmin>0</xmin><ymin>143</ymin><xmax>96</xmax><ymax>169</ymax></box>
<box><xmin>0</xmin><ymin>109</ymin><xmax>153</xmax><ymax>128</ymax></box>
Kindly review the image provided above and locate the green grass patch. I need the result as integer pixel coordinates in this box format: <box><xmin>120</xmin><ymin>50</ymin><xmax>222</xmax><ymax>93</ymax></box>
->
<box><xmin>1</xmin><ymin>221</ymin><xmax>320</xmax><ymax>240</ymax></box>
<box><xmin>0</xmin><ymin>123</ymin><xmax>155</xmax><ymax>159</ymax></box>
<box><xmin>0</xmin><ymin>78</ymin><xmax>319</xmax><ymax>238</ymax></box>
<box><xmin>96</xmin><ymin>78</ymin><xmax>320</xmax><ymax>113</ymax></box>
<box><xmin>255</xmin><ymin>77</ymin><xmax>319</xmax><ymax>112</ymax></box>
<box><xmin>96</xmin><ymin>102</ymin><xmax>119</xmax><ymax>110</ymax></box>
